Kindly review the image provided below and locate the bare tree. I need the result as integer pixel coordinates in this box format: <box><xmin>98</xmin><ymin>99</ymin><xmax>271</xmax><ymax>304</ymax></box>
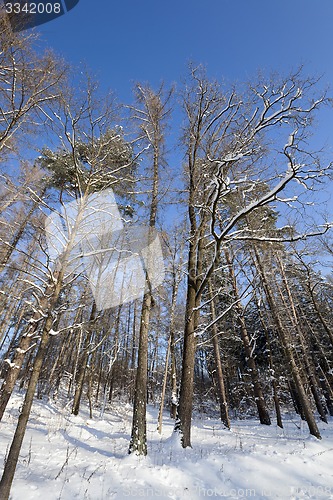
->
<box><xmin>157</xmin><ymin>227</ymin><xmax>185</xmax><ymax>431</ymax></box>
<box><xmin>128</xmin><ymin>83</ymin><xmax>172</xmax><ymax>455</ymax></box>
<box><xmin>175</xmin><ymin>66</ymin><xmax>330</xmax><ymax>447</ymax></box>
<box><xmin>0</xmin><ymin>75</ymin><xmax>137</xmax><ymax>498</ymax></box>
<box><xmin>0</xmin><ymin>12</ymin><xmax>66</xmax><ymax>157</ymax></box>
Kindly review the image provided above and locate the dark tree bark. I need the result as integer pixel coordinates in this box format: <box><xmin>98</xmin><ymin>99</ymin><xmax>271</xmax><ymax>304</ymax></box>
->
<box><xmin>0</xmin><ymin>269</ymin><xmax>64</xmax><ymax>499</ymax></box>
<box><xmin>129</xmin><ymin>84</ymin><xmax>172</xmax><ymax>455</ymax></box>
<box><xmin>225</xmin><ymin>248</ymin><xmax>271</xmax><ymax>425</ymax></box>
<box><xmin>175</xmin><ymin>226</ymin><xmax>203</xmax><ymax>447</ymax></box>
<box><xmin>253</xmin><ymin>247</ymin><xmax>321</xmax><ymax>439</ymax></box>
<box><xmin>208</xmin><ymin>279</ymin><xmax>230</xmax><ymax>428</ymax></box>
<box><xmin>254</xmin><ymin>292</ymin><xmax>283</xmax><ymax>428</ymax></box>
<box><xmin>0</xmin><ymin>292</ymin><xmax>50</xmax><ymax>421</ymax></box>
<box><xmin>276</xmin><ymin>253</ymin><xmax>328</xmax><ymax>424</ymax></box>
<box><xmin>72</xmin><ymin>302</ymin><xmax>97</xmax><ymax>416</ymax></box>
<box><xmin>129</xmin><ymin>291</ymin><xmax>151</xmax><ymax>455</ymax></box>
<box><xmin>0</xmin><ymin>186</ymin><xmax>46</xmax><ymax>273</ymax></box>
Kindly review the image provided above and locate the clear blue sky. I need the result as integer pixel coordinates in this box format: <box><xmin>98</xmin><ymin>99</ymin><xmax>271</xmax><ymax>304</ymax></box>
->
<box><xmin>39</xmin><ymin>0</ymin><xmax>333</xmax><ymax>102</ymax></box>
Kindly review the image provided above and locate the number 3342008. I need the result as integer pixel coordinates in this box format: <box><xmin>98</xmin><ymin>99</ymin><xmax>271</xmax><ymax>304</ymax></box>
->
<box><xmin>5</xmin><ymin>3</ymin><xmax>62</xmax><ymax>14</ymax></box>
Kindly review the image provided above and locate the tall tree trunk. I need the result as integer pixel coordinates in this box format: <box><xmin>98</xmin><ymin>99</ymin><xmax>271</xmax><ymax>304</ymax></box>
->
<box><xmin>129</xmin><ymin>84</ymin><xmax>170</xmax><ymax>454</ymax></box>
<box><xmin>0</xmin><ymin>270</ymin><xmax>63</xmax><ymax>499</ymax></box>
<box><xmin>0</xmin><ymin>186</ymin><xmax>46</xmax><ymax>273</ymax></box>
<box><xmin>157</xmin><ymin>336</ymin><xmax>171</xmax><ymax>433</ymax></box>
<box><xmin>72</xmin><ymin>303</ymin><xmax>97</xmax><ymax>416</ymax></box>
<box><xmin>0</xmin><ymin>186</ymin><xmax>96</xmax><ymax>496</ymax></box>
<box><xmin>276</xmin><ymin>254</ymin><xmax>327</xmax><ymax>424</ymax></box>
<box><xmin>0</xmin><ymin>284</ymin><xmax>27</xmax><ymax>348</ymax></box>
<box><xmin>107</xmin><ymin>305</ymin><xmax>121</xmax><ymax>404</ymax></box>
<box><xmin>157</xmin><ymin>256</ymin><xmax>181</xmax><ymax>428</ymax></box>
<box><xmin>0</xmin><ymin>302</ymin><xmax>27</xmax><ymax>372</ymax></box>
<box><xmin>308</xmin><ymin>282</ymin><xmax>333</xmax><ymax>348</ymax></box>
<box><xmin>129</xmin><ymin>291</ymin><xmax>151</xmax><ymax>455</ymax></box>
<box><xmin>175</xmin><ymin>278</ymin><xmax>198</xmax><ymax>448</ymax></box>
<box><xmin>225</xmin><ymin>247</ymin><xmax>271</xmax><ymax>425</ymax></box>
<box><xmin>0</xmin><ymin>297</ymin><xmax>49</xmax><ymax>421</ymax></box>
<box><xmin>208</xmin><ymin>279</ymin><xmax>230</xmax><ymax>428</ymax></box>
<box><xmin>288</xmin><ymin>380</ymin><xmax>306</xmax><ymax>420</ymax></box>
<box><xmin>175</xmin><ymin>201</ymin><xmax>207</xmax><ymax>447</ymax></box>
<box><xmin>170</xmin><ymin>326</ymin><xmax>178</xmax><ymax>420</ymax></box>
<box><xmin>0</xmin><ymin>327</ymin><xmax>50</xmax><ymax>499</ymax></box>
<box><xmin>254</xmin><ymin>291</ymin><xmax>283</xmax><ymax>428</ymax></box>
<box><xmin>252</xmin><ymin>247</ymin><xmax>321</xmax><ymax>439</ymax></box>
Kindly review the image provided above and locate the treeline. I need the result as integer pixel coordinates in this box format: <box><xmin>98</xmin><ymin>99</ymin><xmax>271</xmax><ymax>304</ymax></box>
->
<box><xmin>0</xmin><ymin>12</ymin><xmax>333</xmax><ymax>498</ymax></box>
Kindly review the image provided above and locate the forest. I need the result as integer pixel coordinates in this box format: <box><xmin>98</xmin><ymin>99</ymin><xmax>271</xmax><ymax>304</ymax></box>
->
<box><xmin>0</xmin><ymin>12</ymin><xmax>333</xmax><ymax>499</ymax></box>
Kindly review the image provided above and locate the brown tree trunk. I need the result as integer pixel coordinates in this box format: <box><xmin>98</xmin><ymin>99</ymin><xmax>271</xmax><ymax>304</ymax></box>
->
<box><xmin>254</xmin><ymin>289</ymin><xmax>283</xmax><ymax>428</ymax></box>
<box><xmin>288</xmin><ymin>380</ymin><xmax>306</xmax><ymax>420</ymax></box>
<box><xmin>128</xmin><ymin>84</ymin><xmax>170</xmax><ymax>455</ymax></box>
<box><xmin>175</xmin><ymin>189</ymin><xmax>207</xmax><ymax>448</ymax></box>
<box><xmin>208</xmin><ymin>280</ymin><xmax>230</xmax><ymax>428</ymax></box>
<box><xmin>175</xmin><ymin>282</ymin><xmax>197</xmax><ymax>448</ymax></box>
<box><xmin>170</xmin><ymin>327</ymin><xmax>178</xmax><ymax>419</ymax></box>
<box><xmin>0</xmin><ymin>268</ymin><xmax>64</xmax><ymax>499</ymax></box>
<box><xmin>225</xmin><ymin>248</ymin><xmax>271</xmax><ymax>425</ymax></box>
<box><xmin>129</xmin><ymin>291</ymin><xmax>151</xmax><ymax>455</ymax></box>
<box><xmin>0</xmin><ymin>295</ymin><xmax>49</xmax><ymax>422</ymax></box>
<box><xmin>252</xmin><ymin>247</ymin><xmax>321</xmax><ymax>439</ymax></box>
<box><xmin>276</xmin><ymin>254</ymin><xmax>327</xmax><ymax>424</ymax></box>
<box><xmin>0</xmin><ymin>186</ymin><xmax>46</xmax><ymax>273</ymax></box>
<box><xmin>72</xmin><ymin>302</ymin><xmax>97</xmax><ymax>416</ymax></box>
<box><xmin>157</xmin><ymin>336</ymin><xmax>171</xmax><ymax>433</ymax></box>
<box><xmin>158</xmin><ymin>257</ymin><xmax>181</xmax><ymax>429</ymax></box>
<box><xmin>0</xmin><ymin>316</ymin><xmax>51</xmax><ymax>499</ymax></box>
<box><xmin>308</xmin><ymin>283</ymin><xmax>333</xmax><ymax>348</ymax></box>
<box><xmin>317</xmin><ymin>367</ymin><xmax>333</xmax><ymax>416</ymax></box>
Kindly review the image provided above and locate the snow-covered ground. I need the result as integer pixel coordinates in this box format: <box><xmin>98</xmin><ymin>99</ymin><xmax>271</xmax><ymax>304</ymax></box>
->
<box><xmin>1</xmin><ymin>393</ymin><xmax>333</xmax><ymax>499</ymax></box>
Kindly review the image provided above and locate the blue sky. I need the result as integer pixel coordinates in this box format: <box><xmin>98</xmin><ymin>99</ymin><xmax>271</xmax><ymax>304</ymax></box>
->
<box><xmin>39</xmin><ymin>0</ymin><xmax>333</xmax><ymax>154</ymax></box>
<box><xmin>37</xmin><ymin>0</ymin><xmax>333</xmax><ymax>224</ymax></box>
<box><xmin>39</xmin><ymin>0</ymin><xmax>333</xmax><ymax>103</ymax></box>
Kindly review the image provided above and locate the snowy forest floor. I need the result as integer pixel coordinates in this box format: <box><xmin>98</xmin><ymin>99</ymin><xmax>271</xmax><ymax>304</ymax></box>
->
<box><xmin>1</xmin><ymin>392</ymin><xmax>333</xmax><ymax>499</ymax></box>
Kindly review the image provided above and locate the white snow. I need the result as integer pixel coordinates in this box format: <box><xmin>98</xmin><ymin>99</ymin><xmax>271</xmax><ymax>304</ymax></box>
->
<box><xmin>4</xmin><ymin>359</ymin><xmax>16</xmax><ymax>369</ymax></box>
<box><xmin>1</xmin><ymin>392</ymin><xmax>333</xmax><ymax>499</ymax></box>
<box><xmin>49</xmin><ymin>329</ymin><xmax>59</xmax><ymax>336</ymax></box>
